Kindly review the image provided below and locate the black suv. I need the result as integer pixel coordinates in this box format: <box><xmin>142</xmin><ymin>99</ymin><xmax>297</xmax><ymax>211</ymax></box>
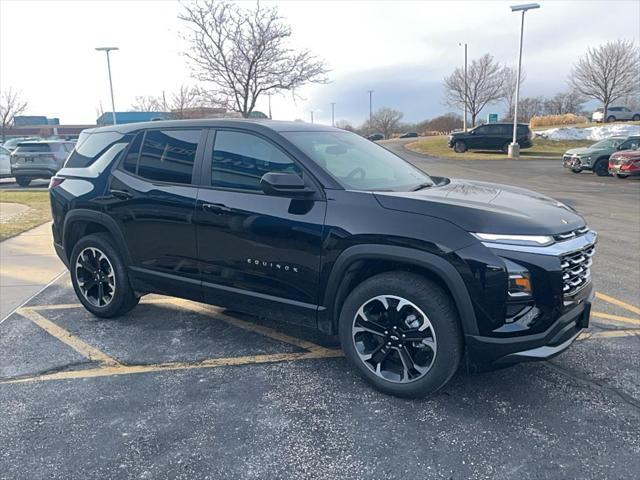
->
<box><xmin>448</xmin><ymin>123</ymin><xmax>532</xmax><ymax>153</ymax></box>
<box><xmin>50</xmin><ymin>119</ymin><xmax>595</xmax><ymax>397</ymax></box>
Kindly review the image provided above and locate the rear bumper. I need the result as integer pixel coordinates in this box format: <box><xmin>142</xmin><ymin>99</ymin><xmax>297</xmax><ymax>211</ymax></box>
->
<box><xmin>465</xmin><ymin>295</ymin><xmax>592</xmax><ymax>370</ymax></box>
<box><xmin>10</xmin><ymin>166</ymin><xmax>57</xmax><ymax>178</ymax></box>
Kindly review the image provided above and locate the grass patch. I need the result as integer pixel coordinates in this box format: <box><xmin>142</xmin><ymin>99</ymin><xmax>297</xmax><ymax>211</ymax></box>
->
<box><xmin>406</xmin><ymin>136</ymin><xmax>594</xmax><ymax>160</ymax></box>
<box><xmin>0</xmin><ymin>190</ymin><xmax>52</xmax><ymax>241</ymax></box>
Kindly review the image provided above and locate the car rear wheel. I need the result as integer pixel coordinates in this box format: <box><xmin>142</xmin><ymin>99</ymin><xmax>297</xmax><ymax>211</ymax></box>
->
<box><xmin>632</xmin><ymin>114</ymin><xmax>640</xmax><ymax>121</ymax></box>
<box><xmin>15</xmin><ymin>176</ymin><xmax>31</xmax><ymax>187</ymax></box>
<box><xmin>453</xmin><ymin>140</ymin><xmax>467</xmax><ymax>153</ymax></box>
<box><xmin>70</xmin><ymin>233</ymin><xmax>139</xmax><ymax>318</ymax></box>
<box><xmin>338</xmin><ymin>272</ymin><xmax>463</xmax><ymax>398</ymax></box>
<box><xmin>594</xmin><ymin>159</ymin><xmax>610</xmax><ymax>177</ymax></box>
<box><xmin>606</xmin><ymin>116</ymin><xmax>616</xmax><ymax>123</ymax></box>
<box><xmin>616</xmin><ymin>174</ymin><xmax>629</xmax><ymax>179</ymax></box>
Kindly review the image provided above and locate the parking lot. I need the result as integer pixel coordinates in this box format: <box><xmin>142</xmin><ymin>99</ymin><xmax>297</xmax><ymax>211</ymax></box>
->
<box><xmin>1</xmin><ymin>145</ymin><xmax>639</xmax><ymax>480</ymax></box>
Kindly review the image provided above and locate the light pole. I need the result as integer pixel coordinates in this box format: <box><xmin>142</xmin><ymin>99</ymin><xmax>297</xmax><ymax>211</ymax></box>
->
<box><xmin>95</xmin><ymin>47</ymin><xmax>119</xmax><ymax>125</ymax></box>
<box><xmin>508</xmin><ymin>3</ymin><xmax>539</xmax><ymax>158</ymax></box>
<box><xmin>458</xmin><ymin>43</ymin><xmax>468</xmax><ymax>132</ymax></box>
<box><xmin>310</xmin><ymin>110</ymin><xmax>314</xmax><ymax>124</ymax></box>
<box><xmin>367</xmin><ymin>90</ymin><xmax>374</xmax><ymax>133</ymax></box>
<box><xmin>268</xmin><ymin>93</ymin><xmax>273</xmax><ymax>119</ymax></box>
<box><xmin>330</xmin><ymin>102</ymin><xmax>336</xmax><ymax>127</ymax></box>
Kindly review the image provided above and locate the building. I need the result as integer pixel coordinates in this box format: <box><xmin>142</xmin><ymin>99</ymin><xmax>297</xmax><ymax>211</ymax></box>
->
<box><xmin>13</xmin><ymin>116</ymin><xmax>60</xmax><ymax>126</ymax></box>
<box><xmin>96</xmin><ymin>111</ymin><xmax>174</xmax><ymax>126</ymax></box>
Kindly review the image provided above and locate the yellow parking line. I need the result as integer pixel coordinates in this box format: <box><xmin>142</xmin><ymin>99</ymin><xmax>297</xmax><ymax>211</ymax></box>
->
<box><xmin>16</xmin><ymin>308</ymin><xmax>120</xmax><ymax>366</ymax></box>
<box><xmin>2</xmin><ymin>348</ymin><xmax>344</xmax><ymax>385</ymax></box>
<box><xmin>596</xmin><ymin>292</ymin><xmax>640</xmax><ymax>316</ymax></box>
<box><xmin>591</xmin><ymin>311</ymin><xmax>640</xmax><ymax>326</ymax></box>
<box><xmin>578</xmin><ymin>329</ymin><xmax>638</xmax><ymax>341</ymax></box>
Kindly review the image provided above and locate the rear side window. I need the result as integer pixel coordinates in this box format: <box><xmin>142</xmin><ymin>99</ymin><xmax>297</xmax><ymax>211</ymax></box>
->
<box><xmin>15</xmin><ymin>143</ymin><xmax>51</xmax><ymax>153</ymax></box>
<box><xmin>211</xmin><ymin>130</ymin><xmax>300</xmax><ymax>191</ymax></box>
<box><xmin>137</xmin><ymin>129</ymin><xmax>200</xmax><ymax>184</ymax></box>
<box><xmin>121</xmin><ymin>132</ymin><xmax>143</xmax><ymax>174</ymax></box>
<box><xmin>65</xmin><ymin>131</ymin><xmax>128</xmax><ymax>168</ymax></box>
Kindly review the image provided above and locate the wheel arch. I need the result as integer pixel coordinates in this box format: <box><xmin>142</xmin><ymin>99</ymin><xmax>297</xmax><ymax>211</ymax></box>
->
<box><xmin>319</xmin><ymin>244</ymin><xmax>478</xmax><ymax>336</ymax></box>
<box><xmin>63</xmin><ymin>209</ymin><xmax>133</xmax><ymax>266</ymax></box>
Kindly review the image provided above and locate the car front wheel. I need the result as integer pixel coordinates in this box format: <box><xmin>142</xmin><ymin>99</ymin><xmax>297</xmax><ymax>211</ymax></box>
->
<box><xmin>453</xmin><ymin>140</ymin><xmax>467</xmax><ymax>153</ymax></box>
<box><xmin>606</xmin><ymin>116</ymin><xmax>616</xmax><ymax>123</ymax></box>
<box><xmin>632</xmin><ymin>114</ymin><xmax>640</xmax><ymax>121</ymax></box>
<box><xmin>616</xmin><ymin>173</ymin><xmax>629</xmax><ymax>179</ymax></box>
<box><xmin>338</xmin><ymin>272</ymin><xmax>463</xmax><ymax>398</ymax></box>
<box><xmin>594</xmin><ymin>159</ymin><xmax>610</xmax><ymax>177</ymax></box>
<box><xmin>70</xmin><ymin>233</ymin><xmax>139</xmax><ymax>318</ymax></box>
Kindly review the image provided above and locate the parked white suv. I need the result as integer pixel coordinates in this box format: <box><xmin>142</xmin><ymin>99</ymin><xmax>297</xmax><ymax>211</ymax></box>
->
<box><xmin>592</xmin><ymin>106</ymin><xmax>640</xmax><ymax>123</ymax></box>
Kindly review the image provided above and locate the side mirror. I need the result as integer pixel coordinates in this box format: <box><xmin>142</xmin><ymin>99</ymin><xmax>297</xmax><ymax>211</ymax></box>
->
<box><xmin>260</xmin><ymin>172</ymin><xmax>314</xmax><ymax>197</ymax></box>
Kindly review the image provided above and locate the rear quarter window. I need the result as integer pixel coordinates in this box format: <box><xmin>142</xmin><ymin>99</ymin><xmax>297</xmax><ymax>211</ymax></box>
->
<box><xmin>65</xmin><ymin>131</ymin><xmax>130</xmax><ymax>168</ymax></box>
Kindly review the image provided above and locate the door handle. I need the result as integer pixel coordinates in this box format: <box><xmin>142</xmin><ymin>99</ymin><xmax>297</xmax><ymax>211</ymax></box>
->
<box><xmin>109</xmin><ymin>188</ymin><xmax>134</xmax><ymax>200</ymax></box>
<box><xmin>202</xmin><ymin>203</ymin><xmax>231</xmax><ymax>214</ymax></box>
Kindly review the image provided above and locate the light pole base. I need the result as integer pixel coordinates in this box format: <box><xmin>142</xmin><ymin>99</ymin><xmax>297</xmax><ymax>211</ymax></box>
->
<box><xmin>508</xmin><ymin>142</ymin><xmax>520</xmax><ymax>158</ymax></box>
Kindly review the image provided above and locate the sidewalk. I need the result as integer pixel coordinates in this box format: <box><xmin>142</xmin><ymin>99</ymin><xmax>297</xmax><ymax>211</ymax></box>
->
<box><xmin>0</xmin><ymin>222</ymin><xmax>66</xmax><ymax>319</ymax></box>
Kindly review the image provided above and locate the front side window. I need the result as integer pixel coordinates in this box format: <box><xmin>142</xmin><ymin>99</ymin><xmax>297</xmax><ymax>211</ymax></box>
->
<box><xmin>137</xmin><ymin>129</ymin><xmax>200</xmax><ymax>184</ymax></box>
<box><xmin>474</xmin><ymin>126</ymin><xmax>488</xmax><ymax>135</ymax></box>
<box><xmin>283</xmin><ymin>130</ymin><xmax>432</xmax><ymax>191</ymax></box>
<box><xmin>211</xmin><ymin>130</ymin><xmax>301</xmax><ymax>191</ymax></box>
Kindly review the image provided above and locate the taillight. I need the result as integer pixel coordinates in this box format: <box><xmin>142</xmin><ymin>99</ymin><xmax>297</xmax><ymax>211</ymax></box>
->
<box><xmin>49</xmin><ymin>176</ymin><xmax>65</xmax><ymax>189</ymax></box>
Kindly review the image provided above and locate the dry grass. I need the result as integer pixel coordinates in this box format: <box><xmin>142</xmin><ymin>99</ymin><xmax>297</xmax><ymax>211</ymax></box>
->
<box><xmin>0</xmin><ymin>190</ymin><xmax>52</xmax><ymax>241</ymax></box>
<box><xmin>405</xmin><ymin>136</ymin><xmax>593</xmax><ymax>161</ymax></box>
<box><xmin>530</xmin><ymin>114</ymin><xmax>588</xmax><ymax>128</ymax></box>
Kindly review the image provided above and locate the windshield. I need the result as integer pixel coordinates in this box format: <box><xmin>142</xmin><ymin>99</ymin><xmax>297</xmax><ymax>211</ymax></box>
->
<box><xmin>591</xmin><ymin>138</ymin><xmax>622</xmax><ymax>149</ymax></box>
<box><xmin>283</xmin><ymin>131</ymin><xmax>432</xmax><ymax>191</ymax></box>
<box><xmin>14</xmin><ymin>143</ymin><xmax>52</xmax><ymax>153</ymax></box>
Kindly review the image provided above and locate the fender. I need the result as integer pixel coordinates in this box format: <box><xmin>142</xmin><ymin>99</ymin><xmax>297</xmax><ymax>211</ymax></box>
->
<box><xmin>62</xmin><ymin>209</ymin><xmax>133</xmax><ymax>266</ymax></box>
<box><xmin>319</xmin><ymin>244</ymin><xmax>479</xmax><ymax>336</ymax></box>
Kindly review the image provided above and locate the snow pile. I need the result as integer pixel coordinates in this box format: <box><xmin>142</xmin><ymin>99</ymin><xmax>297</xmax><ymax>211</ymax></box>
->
<box><xmin>535</xmin><ymin>124</ymin><xmax>640</xmax><ymax>141</ymax></box>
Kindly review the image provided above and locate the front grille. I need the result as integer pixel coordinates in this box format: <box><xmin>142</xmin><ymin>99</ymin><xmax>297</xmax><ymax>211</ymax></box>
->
<box><xmin>561</xmin><ymin>243</ymin><xmax>595</xmax><ymax>296</ymax></box>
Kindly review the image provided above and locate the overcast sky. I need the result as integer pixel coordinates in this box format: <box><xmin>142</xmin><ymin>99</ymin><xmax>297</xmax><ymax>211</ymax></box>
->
<box><xmin>1</xmin><ymin>0</ymin><xmax>638</xmax><ymax>126</ymax></box>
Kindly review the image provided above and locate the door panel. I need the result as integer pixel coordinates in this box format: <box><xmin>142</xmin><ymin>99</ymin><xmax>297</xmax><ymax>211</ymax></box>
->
<box><xmin>195</xmin><ymin>129</ymin><xmax>326</xmax><ymax>326</ymax></box>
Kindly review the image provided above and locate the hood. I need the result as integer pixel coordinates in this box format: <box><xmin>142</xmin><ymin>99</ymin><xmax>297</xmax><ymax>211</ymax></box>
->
<box><xmin>374</xmin><ymin>179</ymin><xmax>584</xmax><ymax>235</ymax></box>
<box><xmin>565</xmin><ymin>147</ymin><xmax>593</xmax><ymax>156</ymax></box>
<box><xmin>611</xmin><ymin>150</ymin><xmax>640</xmax><ymax>161</ymax></box>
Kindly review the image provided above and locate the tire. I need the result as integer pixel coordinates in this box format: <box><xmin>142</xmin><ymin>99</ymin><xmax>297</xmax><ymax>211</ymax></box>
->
<box><xmin>338</xmin><ymin>271</ymin><xmax>463</xmax><ymax>398</ymax></box>
<box><xmin>501</xmin><ymin>142</ymin><xmax>510</xmax><ymax>154</ymax></box>
<box><xmin>616</xmin><ymin>174</ymin><xmax>629</xmax><ymax>179</ymax></box>
<box><xmin>606</xmin><ymin>116</ymin><xmax>616</xmax><ymax>123</ymax></box>
<box><xmin>632</xmin><ymin>114</ymin><xmax>640</xmax><ymax>121</ymax></box>
<box><xmin>453</xmin><ymin>140</ymin><xmax>467</xmax><ymax>153</ymax></box>
<box><xmin>570</xmin><ymin>168</ymin><xmax>581</xmax><ymax>174</ymax></box>
<box><xmin>15</xmin><ymin>176</ymin><xmax>31</xmax><ymax>187</ymax></box>
<box><xmin>593</xmin><ymin>159</ymin><xmax>610</xmax><ymax>177</ymax></box>
<box><xmin>70</xmin><ymin>232</ymin><xmax>139</xmax><ymax>318</ymax></box>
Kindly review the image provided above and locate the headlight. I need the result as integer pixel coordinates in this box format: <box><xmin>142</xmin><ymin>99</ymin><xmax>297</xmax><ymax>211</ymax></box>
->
<box><xmin>504</xmin><ymin>259</ymin><xmax>533</xmax><ymax>298</ymax></box>
<box><xmin>472</xmin><ymin>233</ymin><xmax>554</xmax><ymax>247</ymax></box>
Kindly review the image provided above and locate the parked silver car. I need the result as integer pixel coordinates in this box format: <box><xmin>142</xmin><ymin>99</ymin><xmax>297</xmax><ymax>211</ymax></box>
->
<box><xmin>1</xmin><ymin>136</ymin><xmax>41</xmax><ymax>152</ymax></box>
<box><xmin>592</xmin><ymin>106</ymin><xmax>640</xmax><ymax>123</ymax></box>
<box><xmin>10</xmin><ymin>140</ymin><xmax>75</xmax><ymax>186</ymax></box>
<box><xmin>0</xmin><ymin>145</ymin><xmax>11</xmax><ymax>178</ymax></box>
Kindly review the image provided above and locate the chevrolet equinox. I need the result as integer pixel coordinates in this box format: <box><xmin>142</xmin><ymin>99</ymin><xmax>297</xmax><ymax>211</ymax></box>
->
<box><xmin>50</xmin><ymin>119</ymin><xmax>596</xmax><ymax>397</ymax></box>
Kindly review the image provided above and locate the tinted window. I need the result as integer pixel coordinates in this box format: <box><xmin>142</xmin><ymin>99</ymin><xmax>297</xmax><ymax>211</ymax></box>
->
<box><xmin>137</xmin><ymin>129</ymin><xmax>200</xmax><ymax>184</ymax></box>
<box><xmin>620</xmin><ymin>139</ymin><xmax>639</xmax><ymax>150</ymax></box>
<box><xmin>66</xmin><ymin>131</ymin><xmax>129</xmax><ymax>168</ymax></box>
<box><xmin>474</xmin><ymin>126</ymin><xmax>488</xmax><ymax>135</ymax></box>
<box><xmin>211</xmin><ymin>131</ymin><xmax>300</xmax><ymax>191</ymax></box>
<box><xmin>15</xmin><ymin>143</ymin><xmax>51</xmax><ymax>153</ymax></box>
<box><xmin>122</xmin><ymin>132</ymin><xmax>143</xmax><ymax>174</ymax></box>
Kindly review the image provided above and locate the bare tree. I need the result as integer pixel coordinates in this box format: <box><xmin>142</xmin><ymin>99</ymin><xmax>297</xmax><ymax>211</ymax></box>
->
<box><xmin>569</xmin><ymin>39</ymin><xmax>640</xmax><ymax>120</ymax></box>
<box><xmin>418</xmin><ymin>113</ymin><xmax>463</xmax><ymax>134</ymax></box>
<box><xmin>501</xmin><ymin>66</ymin><xmax>526</xmax><ymax>118</ymax></box>
<box><xmin>131</xmin><ymin>96</ymin><xmax>163</xmax><ymax>112</ymax></box>
<box><xmin>0</xmin><ymin>88</ymin><xmax>28</xmax><ymax>142</ymax></box>
<box><xmin>444</xmin><ymin>54</ymin><xmax>508</xmax><ymax>127</ymax></box>
<box><xmin>543</xmin><ymin>91</ymin><xmax>585</xmax><ymax>115</ymax></box>
<box><xmin>335</xmin><ymin>120</ymin><xmax>355</xmax><ymax>132</ymax></box>
<box><xmin>170</xmin><ymin>85</ymin><xmax>202</xmax><ymax>119</ymax></box>
<box><xmin>179</xmin><ymin>0</ymin><xmax>328</xmax><ymax>118</ymax></box>
<box><xmin>369</xmin><ymin>107</ymin><xmax>403</xmax><ymax>139</ymax></box>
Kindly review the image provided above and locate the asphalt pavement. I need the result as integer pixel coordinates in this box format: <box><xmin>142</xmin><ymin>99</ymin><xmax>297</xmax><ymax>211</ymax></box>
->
<box><xmin>1</xmin><ymin>143</ymin><xmax>639</xmax><ymax>480</ymax></box>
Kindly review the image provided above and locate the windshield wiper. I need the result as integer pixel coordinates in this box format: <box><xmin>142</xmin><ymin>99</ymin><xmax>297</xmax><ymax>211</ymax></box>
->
<box><xmin>410</xmin><ymin>182</ymin><xmax>433</xmax><ymax>191</ymax></box>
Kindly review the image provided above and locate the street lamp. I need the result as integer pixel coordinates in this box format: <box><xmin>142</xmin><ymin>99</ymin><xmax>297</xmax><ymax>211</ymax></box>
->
<box><xmin>508</xmin><ymin>3</ymin><xmax>540</xmax><ymax>158</ymax></box>
<box><xmin>310</xmin><ymin>110</ymin><xmax>315</xmax><ymax>124</ymax></box>
<box><xmin>330</xmin><ymin>102</ymin><xmax>336</xmax><ymax>127</ymax></box>
<box><xmin>367</xmin><ymin>90</ymin><xmax>374</xmax><ymax>133</ymax></box>
<box><xmin>458</xmin><ymin>43</ymin><xmax>468</xmax><ymax>132</ymax></box>
<box><xmin>95</xmin><ymin>47</ymin><xmax>119</xmax><ymax>125</ymax></box>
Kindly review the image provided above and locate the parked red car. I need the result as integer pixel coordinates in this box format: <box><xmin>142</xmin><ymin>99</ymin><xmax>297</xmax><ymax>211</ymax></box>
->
<box><xmin>609</xmin><ymin>148</ymin><xmax>640</xmax><ymax>178</ymax></box>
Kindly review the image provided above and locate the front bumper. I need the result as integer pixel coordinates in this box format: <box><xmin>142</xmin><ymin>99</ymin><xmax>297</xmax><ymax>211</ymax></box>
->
<box><xmin>465</xmin><ymin>294</ymin><xmax>592</xmax><ymax>370</ymax></box>
<box><xmin>563</xmin><ymin>156</ymin><xmax>591</xmax><ymax>170</ymax></box>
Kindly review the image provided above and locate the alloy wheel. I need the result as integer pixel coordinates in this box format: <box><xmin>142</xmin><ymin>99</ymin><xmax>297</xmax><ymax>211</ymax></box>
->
<box><xmin>351</xmin><ymin>295</ymin><xmax>437</xmax><ymax>383</ymax></box>
<box><xmin>75</xmin><ymin>247</ymin><xmax>116</xmax><ymax>307</ymax></box>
